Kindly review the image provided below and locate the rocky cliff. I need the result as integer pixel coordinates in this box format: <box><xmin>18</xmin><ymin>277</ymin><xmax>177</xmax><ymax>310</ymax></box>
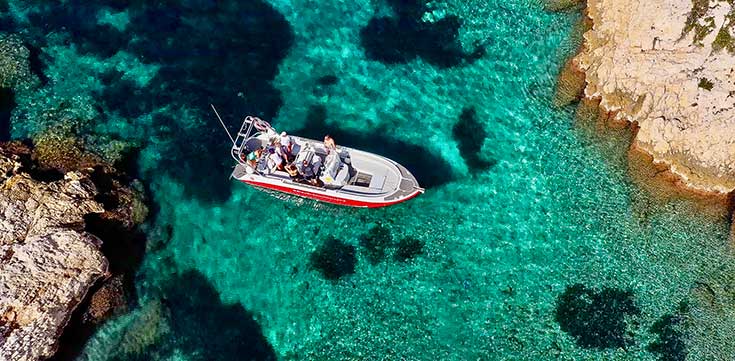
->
<box><xmin>0</xmin><ymin>142</ymin><xmax>143</xmax><ymax>360</ymax></box>
<box><xmin>573</xmin><ymin>0</ymin><xmax>735</xmax><ymax>194</ymax></box>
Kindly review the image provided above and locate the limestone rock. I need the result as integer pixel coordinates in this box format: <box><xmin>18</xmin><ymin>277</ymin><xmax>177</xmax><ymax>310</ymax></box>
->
<box><xmin>575</xmin><ymin>0</ymin><xmax>735</xmax><ymax>193</ymax></box>
<box><xmin>0</xmin><ymin>144</ymin><xmax>108</xmax><ymax>361</ymax></box>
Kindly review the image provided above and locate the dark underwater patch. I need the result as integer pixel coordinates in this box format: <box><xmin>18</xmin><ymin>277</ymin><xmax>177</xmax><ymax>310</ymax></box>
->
<box><xmin>310</xmin><ymin>236</ymin><xmax>357</xmax><ymax>281</ymax></box>
<box><xmin>554</xmin><ymin>283</ymin><xmax>640</xmax><ymax>349</ymax></box>
<box><xmin>648</xmin><ymin>301</ymin><xmax>689</xmax><ymax>361</ymax></box>
<box><xmin>21</xmin><ymin>2</ymin><xmax>294</xmax><ymax>204</ymax></box>
<box><xmin>84</xmin><ymin>214</ymin><xmax>146</xmax><ymax>280</ymax></box>
<box><xmin>25</xmin><ymin>1</ymin><xmax>130</xmax><ymax>58</ymax></box>
<box><xmin>313</xmin><ymin>75</ymin><xmax>339</xmax><ymax>96</ymax></box>
<box><xmin>299</xmin><ymin>105</ymin><xmax>453</xmax><ymax>188</ymax></box>
<box><xmin>317</xmin><ymin>75</ymin><xmax>339</xmax><ymax>86</ymax></box>
<box><xmin>360</xmin><ymin>0</ymin><xmax>484</xmax><ymax>68</ymax></box>
<box><xmin>25</xmin><ymin>42</ymin><xmax>49</xmax><ymax>85</ymax></box>
<box><xmin>141</xmin><ymin>270</ymin><xmax>277</xmax><ymax>361</ymax></box>
<box><xmin>126</xmin><ymin>2</ymin><xmax>293</xmax><ymax>203</ymax></box>
<box><xmin>394</xmin><ymin>236</ymin><xmax>424</xmax><ymax>261</ymax></box>
<box><xmin>124</xmin><ymin>1</ymin><xmax>293</xmax><ymax>120</ymax></box>
<box><xmin>0</xmin><ymin>87</ymin><xmax>14</xmax><ymax>141</ymax></box>
<box><xmin>0</xmin><ymin>1</ymin><xmax>15</xmax><ymax>33</ymax></box>
<box><xmin>146</xmin><ymin>113</ymin><xmax>233</xmax><ymax>204</ymax></box>
<box><xmin>359</xmin><ymin>224</ymin><xmax>393</xmax><ymax>264</ymax></box>
<box><xmin>452</xmin><ymin>107</ymin><xmax>495</xmax><ymax>172</ymax></box>
<box><xmin>95</xmin><ymin>70</ymin><xmax>149</xmax><ymax>119</ymax></box>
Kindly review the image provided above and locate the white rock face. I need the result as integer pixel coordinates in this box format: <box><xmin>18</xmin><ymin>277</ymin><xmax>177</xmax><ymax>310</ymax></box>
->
<box><xmin>0</xmin><ymin>150</ymin><xmax>108</xmax><ymax>361</ymax></box>
<box><xmin>576</xmin><ymin>0</ymin><xmax>735</xmax><ymax>193</ymax></box>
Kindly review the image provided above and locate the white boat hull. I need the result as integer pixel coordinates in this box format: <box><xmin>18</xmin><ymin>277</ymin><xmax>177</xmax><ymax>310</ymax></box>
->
<box><xmin>231</xmin><ymin>133</ymin><xmax>424</xmax><ymax>208</ymax></box>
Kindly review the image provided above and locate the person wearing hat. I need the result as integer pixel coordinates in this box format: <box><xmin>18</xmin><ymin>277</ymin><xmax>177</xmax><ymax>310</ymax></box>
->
<box><xmin>280</xmin><ymin>131</ymin><xmax>294</xmax><ymax>161</ymax></box>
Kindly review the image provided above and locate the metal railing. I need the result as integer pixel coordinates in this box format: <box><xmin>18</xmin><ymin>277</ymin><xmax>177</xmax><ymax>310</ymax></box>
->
<box><xmin>230</xmin><ymin>116</ymin><xmax>273</xmax><ymax>164</ymax></box>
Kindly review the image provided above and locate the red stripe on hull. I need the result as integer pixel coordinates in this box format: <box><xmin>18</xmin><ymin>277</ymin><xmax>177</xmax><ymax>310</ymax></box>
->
<box><xmin>241</xmin><ymin>179</ymin><xmax>420</xmax><ymax>208</ymax></box>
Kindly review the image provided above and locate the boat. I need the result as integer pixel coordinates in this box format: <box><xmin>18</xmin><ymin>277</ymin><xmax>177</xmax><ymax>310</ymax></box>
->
<box><xmin>226</xmin><ymin>115</ymin><xmax>424</xmax><ymax>208</ymax></box>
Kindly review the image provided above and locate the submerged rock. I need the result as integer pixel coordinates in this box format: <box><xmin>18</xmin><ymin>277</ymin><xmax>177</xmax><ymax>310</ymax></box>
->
<box><xmin>82</xmin><ymin>275</ymin><xmax>127</xmax><ymax>325</ymax></box>
<box><xmin>545</xmin><ymin>0</ymin><xmax>586</xmax><ymax>12</ymax></box>
<box><xmin>648</xmin><ymin>301</ymin><xmax>689</xmax><ymax>361</ymax></box>
<box><xmin>77</xmin><ymin>272</ymin><xmax>277</xmax><ymax>361</ymax></box>
<box><xmin>554</xmin><ymin>283</ymin><xmax>640</xmax><ymax>349</ymax></box>
<box><xmin>360</xmin><ymin>0</ymin><xmax>484</xmax><ymax>68</ymax></box>
<box><xmin>359</xmin><ymin>224</ymin><xmax>393</xmax><ymax>264</ymax></box>
<box><xmin>32</xmin><ymin>132</ymin><xmax>101</xmax><ymax>174</ymax></box>
<box><xmin>574</xmin><ymin>0</ymin><xmax>735</xmax><ymax>193</ymax></box>
<box><xmin>452</xmin><ymin>107</ymin><xmax>496</xmax><ymax>172</ymax></box>
<box><xmin>0</xmin><ymin>142</ymin><xmax>145</xmax><ymax>360</ymax></box>
<box><xmin>554</xmin><ymin>58</ymin><xmax>586</xmax><ymax>107</ymax></box>
<box><xmin>0</xmin><ymin>33</ymin><xmax>35</xmax><ymax>89</ymax></box>
<box><xmin>394</xmin><ymin>236</ymin><xmax>425</xmax><ymax>262</ymax></box>
<box><xmin>310</xmin><ymin>236</ymin><xmax>357</xmax><ymax>280</ymax></box>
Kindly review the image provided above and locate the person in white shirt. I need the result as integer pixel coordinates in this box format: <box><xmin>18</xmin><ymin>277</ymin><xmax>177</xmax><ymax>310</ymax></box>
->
<box><xmin>280</xmin><ymin>131</ymin><xmax>293</xmax><ymax>159</ymax></box>
<box><xmin>267</xmin><ymin>147</ymin><xmax>284</xmax><ymax>172</ymax></box>
<box><xmin>274</xmin><ymin>141</ymin><xmax>288</xmax><ymax>161</ymax></box>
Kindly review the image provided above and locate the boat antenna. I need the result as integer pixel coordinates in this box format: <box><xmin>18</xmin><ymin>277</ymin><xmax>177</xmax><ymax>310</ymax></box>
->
<box><xmin>210</xmin><ymin>104</ymin><xmax>235</xmax><ymax>145</ymax></box>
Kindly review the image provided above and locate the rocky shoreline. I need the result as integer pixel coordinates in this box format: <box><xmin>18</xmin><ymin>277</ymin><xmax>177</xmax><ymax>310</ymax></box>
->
<box><xmin>0</xmin><ymin>141</ymin><xmax>145</xmax><ymax>360</ymax></box>
<box><xmin>557</xmin><ymin>0</ymin><xmax>735</xmax><ymax>196</ymax></box>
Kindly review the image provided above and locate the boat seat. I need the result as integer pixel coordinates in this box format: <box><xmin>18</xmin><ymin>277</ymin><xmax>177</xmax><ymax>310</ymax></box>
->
<box><xmin>294</xmin><ymin>149</ymin><xmax>314</xmax><ymax>165</ymax></box>
<box><xmin>335</xmin><ymin>165</ymin><xmax>350</xmax><ymax>185</ymax></box>
<box><xmin>290</xmin><ymin>143</ymin><xmax>302</xmax><ymax>157</ymax></box>
<box><xmin>244</xmin><ymin>138</ymin><xmax>265</xmax><ymax>152</ymax></box>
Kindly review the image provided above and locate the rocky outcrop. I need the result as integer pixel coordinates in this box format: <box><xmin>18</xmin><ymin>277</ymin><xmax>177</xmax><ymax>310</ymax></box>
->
<box><xmin>0</xmin><ymin>142</ymin><xmax>143</xmax><ymax>360</ymax></box>
<box><xmin>574</xmin><ymin>0</ymin><xmax>735</xmax><ymax>194</ymax></box>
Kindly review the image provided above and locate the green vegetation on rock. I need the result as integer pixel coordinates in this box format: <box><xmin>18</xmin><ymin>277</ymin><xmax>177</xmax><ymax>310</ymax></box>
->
<box><xmin>681</xmin><ymin>0</ymin><xmax>713</xmax><ymax>46</ymax></box>
<box><xmin>681</xmin><ymin>0</ymin><xmax>735</xmax><ymax>52</ymax></box>
<box><xmin>698</xmin><ymin>77</ymin><xmax>714</xmax><ymax>91</ymax></box>
<box><xmin>712</xmin><ymin>7</ymin><xmax>735</xmax><ymax>53</ymax></box>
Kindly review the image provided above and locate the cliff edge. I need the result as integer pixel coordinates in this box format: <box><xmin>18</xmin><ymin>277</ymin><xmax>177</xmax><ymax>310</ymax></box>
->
<box><xmin>0</xmin><ymin>142</ymin><xmax>141</xmax><ymax>361</ymax></box>
<box><xmin>574</xmin><ymin>0</ymin><xmax>735</xmax><ymax>194</ymax></box>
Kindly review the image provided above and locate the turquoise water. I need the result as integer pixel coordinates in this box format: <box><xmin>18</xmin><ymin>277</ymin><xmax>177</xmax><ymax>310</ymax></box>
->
<box><xmin>3</xmin><ymin>0</ymin><xmax>735</xmax><ymax>360</ymax></box>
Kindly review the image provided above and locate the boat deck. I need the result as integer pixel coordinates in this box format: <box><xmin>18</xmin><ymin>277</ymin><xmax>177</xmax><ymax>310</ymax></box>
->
<box><xmin>231</xmin><ymin>134</ymin><xmax>423</xmax><ymax>207</ymax></box>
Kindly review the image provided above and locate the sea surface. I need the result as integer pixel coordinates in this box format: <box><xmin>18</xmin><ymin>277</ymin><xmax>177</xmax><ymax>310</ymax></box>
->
<box><xmin>2</xmin><ymin>0</ymin><xmax>735</xmax><ymax>360</ymax></box>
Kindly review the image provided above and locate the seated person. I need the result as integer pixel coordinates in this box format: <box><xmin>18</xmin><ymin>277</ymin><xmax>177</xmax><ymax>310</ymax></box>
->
<box><xmin>299</xmin><ymin>159</ymin><xmax>315</xmax><ymax>179</ymax></box>
<box><xmin>280</xmin><ymin>131</ymin><xmax>294</xmax><ymax>159</ymax></box>
<box><xmin>297</xmin><ymin>157</ymin><xmax>323</xmax><ymax>186</ymax></box>
<box><xmin>272</xmin><ymin>138</ymin><xmax>292</xmax><ymax>163</ymax></box>
<box><xmin>245</xmin><ymin>147</ymin><xmax>264</xmax><ymax>169</ymax></box>
<box><xmin>266</xmin><ymin>147</ymin><xmax>284</xmax><ymax>172</ymax></box>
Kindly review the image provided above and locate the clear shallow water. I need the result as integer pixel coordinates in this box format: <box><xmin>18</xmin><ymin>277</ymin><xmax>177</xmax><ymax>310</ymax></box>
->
<box><xmin>3</xmin><ymin>0</ymin><xmax>735</xmax><ymax>360</ymax></box>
